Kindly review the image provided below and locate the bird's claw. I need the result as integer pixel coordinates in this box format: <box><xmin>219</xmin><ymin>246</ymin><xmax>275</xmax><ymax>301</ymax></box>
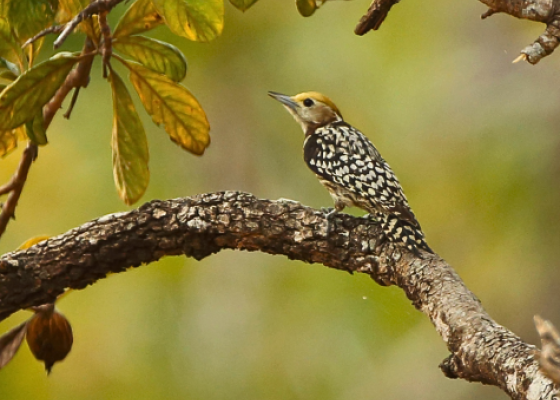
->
<box><xmin>321</xmin><ymin>207</ymin><xmax>337</xmax><ymax>236</ymax></box>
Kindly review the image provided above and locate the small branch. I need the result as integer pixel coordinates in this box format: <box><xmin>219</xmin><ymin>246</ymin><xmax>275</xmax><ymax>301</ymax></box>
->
<box><xmin>22</xmin><ymin>26</ymin><xmax>64</xmax><ymax>48</ymax></box>
<box><xmin>62</xmin><ymin>87</ymin><xmax>81</xmax><ymax>119</ymax></box>
<box><xmin>97</xmin><ymin>10</ymin><xmax>112</xmax><ymax>79</ymax></box>
<box><xmin>0</xmin><ymin>143</ymin><xmax>38</xmax><ymax>238</ymax></box>
<box><xmin>481</xmin><ymin>8</ymin><xmax>499</xmax><ymax>19</ymax></box>
<box><xmin>517</xmin><ymin>17</ymin><xmax>560</xmax><ymax>64</ymax></box>
<box><xmin>43</xmin><ymin>38</ymin><xmax>95</xmax><ymax>127</ymax></box>
<box><xmin>0</xmin><ymin>191</ymin><xmax>557</xmax><ymax>399</ymax></box>
<box><xmin>355</xmin><ymin>0</ymin><xmax>399</xmax><ymax>35</ymax></box>
<box><xmin>53</xmin><ymin>0</ymin><xmax>127</xmax><ymax>49</ymax></box>
<box><xmin>355</xmin><ymin>0</ymin><xmax>560</xmax><ymax>64</ymax></box>
<box><xmin>535</xmin><ymin>315</ymin><xmax>560</xmax><ymax>386</ymax></box>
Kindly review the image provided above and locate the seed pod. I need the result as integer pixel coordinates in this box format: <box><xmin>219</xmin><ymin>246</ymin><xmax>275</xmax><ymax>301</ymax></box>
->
<box><xmin>26</xmin><ymin>305</ymin><xmax>73</xmax><ymax>374</ymax></box>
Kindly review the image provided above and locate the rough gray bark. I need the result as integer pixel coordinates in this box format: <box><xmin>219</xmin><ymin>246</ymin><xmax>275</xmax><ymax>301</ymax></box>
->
<box><xmin>0</xmin><ymin>191</ymin><xmax>557</xmax><ymax>399</ymax></box>
<box><xmin>355</xmin><ymin>0</ymin><xmax>560</xmax><ymax>64</ymax></box>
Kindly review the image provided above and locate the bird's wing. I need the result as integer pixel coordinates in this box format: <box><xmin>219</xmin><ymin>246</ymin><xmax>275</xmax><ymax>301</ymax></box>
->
<box><xmin>303</xmin><ymin>123</ymin><xmax>420</xmax><ymax>226</ymax></box>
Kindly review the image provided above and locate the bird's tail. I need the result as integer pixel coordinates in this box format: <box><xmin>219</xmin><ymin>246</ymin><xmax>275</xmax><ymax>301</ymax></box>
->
<box><xmin>377</xmin><ymin>213</ymin><xmax>434</xmax><ymax>256</ymax></box>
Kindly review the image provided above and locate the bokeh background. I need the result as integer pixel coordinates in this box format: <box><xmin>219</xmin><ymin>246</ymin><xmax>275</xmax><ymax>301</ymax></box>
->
<box><xmin>1</xmin><ymin>1</ymin><xmax>560</xmax><ymax>398</ymax></box>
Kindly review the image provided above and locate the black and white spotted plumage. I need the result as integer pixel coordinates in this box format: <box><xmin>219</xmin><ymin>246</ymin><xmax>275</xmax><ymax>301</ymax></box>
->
<box><xmin>303</xmin><ymin>121</ymin><xmax>433</xmax><ymax>255</ymax></box>
<box><xmin>268</xmin><ymin>90</ymin><xmax>433</xmax><ymax>256</ymax></box>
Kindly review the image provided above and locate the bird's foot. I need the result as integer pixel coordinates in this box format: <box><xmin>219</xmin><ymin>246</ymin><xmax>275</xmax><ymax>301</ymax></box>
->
<box><xmin>321</xmin><ymin>207</ymin><xmax>337</xmax><ymax>236</ymax></box>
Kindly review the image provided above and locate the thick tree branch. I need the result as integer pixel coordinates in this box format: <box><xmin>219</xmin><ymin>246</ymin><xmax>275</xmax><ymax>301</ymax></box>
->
<box><xmin>0</xmin><ymin>191</ymin><xmax>557</xmax><ymax>399</ymax></box>
<box><xmin>356</xmin><ymin>0</ymin><xmax>560</xmax><ymax>64</ymax></box>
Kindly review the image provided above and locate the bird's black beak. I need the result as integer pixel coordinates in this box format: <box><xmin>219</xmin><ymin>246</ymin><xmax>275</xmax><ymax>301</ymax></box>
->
<box><xmin>268</xmin><ymin>91</ymin><xmax>298</xmax><ymax>111</ymax></box>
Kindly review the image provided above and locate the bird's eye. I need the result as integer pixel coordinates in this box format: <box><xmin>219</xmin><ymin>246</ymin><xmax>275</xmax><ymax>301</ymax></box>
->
<box><xmin>303</xmin><ymin>98</ymin><xmax>314</xmax><ymax>107</ymax></box>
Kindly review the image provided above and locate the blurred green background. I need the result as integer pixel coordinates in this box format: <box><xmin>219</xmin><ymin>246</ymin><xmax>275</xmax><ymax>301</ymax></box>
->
<box><xmin>1</xmin><ymin>1</ymin><xmax>560</xmax><ymax>398</ymax></box>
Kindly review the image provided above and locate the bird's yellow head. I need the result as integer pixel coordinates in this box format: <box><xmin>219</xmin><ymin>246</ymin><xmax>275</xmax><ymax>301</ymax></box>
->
<box><xmin>268</xmin><ymin>91</ymin><xmax>342</xmax><ymax>134</ymax></box>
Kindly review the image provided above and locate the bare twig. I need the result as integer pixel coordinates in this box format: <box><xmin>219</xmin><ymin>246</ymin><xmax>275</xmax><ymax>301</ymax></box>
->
<box><xmin>43</xmin><ymin>38</ymin><xmax>95</xmax><ymax>127</ymax></box>
<box><xmin>355</xmin><ymin>0</ymin><xmax>560</xmax><ymax>64</ymax></box>
<box><xmin>0</xmin><ymin>143</ymin><xmax>38</xmax><ymax>238</ymax></box>
<box><xmin>517</xmin><ymin>16</ymin><xmax>560</xmax><ymax>64</ymax></box>
<box><xmin>22</xmin><ymin>26</ymin><xmax>64</xmax><ymax>48</ymax></box>
<box><xmin>62</xmin><ymin>88</ymin><xmax>81</xmax><ymax>119</ymax></box>
<box><xmin>481</xmin><ymin>8</ymin><xmax>499</xmax><ymax>19</ymax></box>
<box><xmin>97</xmin><ymin>11</ymin><xmax>112</xmax><ymax>79</ymax></box>
<box><xmin>535</xmin><ymin>315</ymin><xmax>560</xmax><ymax>386</ymax></box>
<box><xmin>355</xmin><ymin>0</ymin><xmax>399</xmax><ymax>35</ymax></box>
<box><xmin>53</xmin><ymin>0</ymin><xmax>127</xmax><ymax>49</ymax></box>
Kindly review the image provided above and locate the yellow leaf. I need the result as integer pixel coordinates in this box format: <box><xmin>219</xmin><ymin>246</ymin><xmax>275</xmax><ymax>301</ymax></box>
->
<box><xmin>7</xmin><ymin>0</ymin><xmax>55</xmax><ymax>44</ymax></box>
<box><xmin>17</xmin><ymin>235</ymin><xmax>50</xmax><ymax>250</ymax></box>
<box><xmin>0</xmin><ymin>18</ymin><xmax>24</xmax><ymax>70</ymax></box>
<box><xmin>110</xmin><ymin>68</ymin><xmax>150</xmax><ymax>205</ymax></box>
<box><xmin>113</xmin><ymin>0</ymin><xmax>164</xmax><ymax>39</ymax></box>
<box><xmin>56</xmin><ymin>0</ymin><xmax>89</xmax><ymax>23</ymax></box>
<box><xmin>151</xmin><ymin>0</ymin><xmax>224</xmax><ymax>42</ymax></box>
<box><xmin>113</xmin><ymin>36</ymin><xmax>187</xmax><ymax>82</ymax></box>
<box><xmin>120</xmin><ymin>59</ymin><xmax>210</xmax><ymax>156</ymax></box>
<box><xmin>0</xmin><ymin>125</ymin><xmax>25</xmax><ymax>158</ymax></box>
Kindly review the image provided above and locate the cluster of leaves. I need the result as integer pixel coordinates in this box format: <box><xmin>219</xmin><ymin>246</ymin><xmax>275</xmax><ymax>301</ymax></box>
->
<box><xmin>0</xmin><ymin>0</ymin><xmax>335</xmax><ymax>205</ymax></box>
<box><xmin>0</xmin><ymin>0</ymin><xmax>228</xmax><ymax>205</ymax></box>
<box><xmin>0</xmin><ymin>0</ymin><xmax>340</xmax><ymax>375</ymax></box>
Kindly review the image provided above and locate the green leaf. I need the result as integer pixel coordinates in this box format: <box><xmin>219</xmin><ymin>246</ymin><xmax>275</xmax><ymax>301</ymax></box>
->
<box><xmin>0</xmin><ymin>125</ymin><xmax>25</xmax><ymax>157</ymax></box>
<box><xmin>113</xmin><ymin>36</ymin><xmax>187</xmax><ymax>82</ymax></box>
<box><xmin>229</xmin><ymin>0</ymin><xmax>259</xmax><ymax>12</ymax></box>
<box><xmin>120</xmin><ymin>59</ymin><xmax>210</xmax><ymax>155</ymax></box>
<box><xmin>0</xmin><ymin>69</ymin><xmax>17</xmax><ymax>81</ymax></box>
<box><xmin>113</xmin><ymin>0</ymin><xmax>164</xmax><ymax>39</ymax></box>
<box><xmin>296</xmin><ymin>0</ymin><xmax>317</xmax><ymax>17</ymax></box>
<box><xmin>56</xmin><ymin>0</ymin><xmax>89</xmax><ymax>22</ymax></box>
<box><xmin>151</xmin><ymin>0</ymin><xmax>224</xmax><ymax>42</ymax></box>
<box><xmin>8</xmin><ymin>0</ymin><xmax>55</xmax><ymax>44</ymax></box>
<box><xmin>0</xmin><ymin>58</ymin><xmax>18</xmax><ymax>76</ymax></box>
<box><xmin>0</xmin><ymin>18</ymin><xmax>24</xmax><ymax>70</ymax></box>
<box><xmin>25</xmin><ymin>112</ymin><xmax>47</xmax><ymax>145</ymax></box>
<box><xmin>0</xmin><ymin>0</ymin><xmax>7</xmax><ymax>17</ymax></box>
<box><xmin>109</xmin><ymin>68</ymin><xmax>150</xmax><ymax>205</ymax></box>
<box><xmin>0</xmin><ymin>52</ymin><xmax>79</xmax><ymax>130</ymax></box>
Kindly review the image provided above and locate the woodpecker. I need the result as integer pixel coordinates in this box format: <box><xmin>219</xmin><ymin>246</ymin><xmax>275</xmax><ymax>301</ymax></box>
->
<box><xmin>268</xmin><ymin>91</ymin><xmax>433</xmax><ymax>255</ymax></box>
